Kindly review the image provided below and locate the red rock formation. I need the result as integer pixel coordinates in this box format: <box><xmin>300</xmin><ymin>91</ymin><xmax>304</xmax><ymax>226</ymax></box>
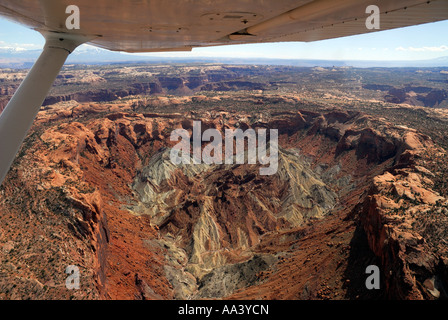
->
<box><xmin>0</xmin><ymin>98</ymin><xmax>446</xmax><ymax>300</ymax></box>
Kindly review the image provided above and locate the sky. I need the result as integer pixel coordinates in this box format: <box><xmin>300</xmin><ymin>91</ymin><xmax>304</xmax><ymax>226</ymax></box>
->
<box><xmin>0</xmin><ymin>16</ymin><xmax>448</xmax><ymax>61</ymax></box>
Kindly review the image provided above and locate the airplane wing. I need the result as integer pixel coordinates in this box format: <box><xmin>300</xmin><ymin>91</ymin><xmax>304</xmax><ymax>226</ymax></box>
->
<box><xmin>0</xmin><ymin>0</ymin><xmax>447</xmax><ymax>52</ymax></box>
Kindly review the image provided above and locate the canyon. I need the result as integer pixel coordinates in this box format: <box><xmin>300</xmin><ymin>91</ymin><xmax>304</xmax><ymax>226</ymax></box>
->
<box><xmin>0</xmin><ymin>94</ymin><xmax>446</xmax><ymax>299</ymax></box>
<box><xmin>1</xmin><ymin>64</ymin><xmax>447</xmax><ymax>115</ymax></box>
<box><xmin>0</xmin><ymin>64</ymin><xmax>447</xmax><ymax>300</ymax></box>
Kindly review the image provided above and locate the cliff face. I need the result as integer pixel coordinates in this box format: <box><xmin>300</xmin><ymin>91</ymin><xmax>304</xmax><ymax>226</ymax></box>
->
<box><xmin>384</xmin><ymin>87</ymin><xmax>448</xmax><ymax>108</ymax></box>
<box><xmin>0</xmin><ymin>99</ymin><xmax>447</xmax><ymax>300</ymax></box>
<box><xmin>42</xmin><ymin>83</ymin><xmax>160</xmax><ymax>106</ymax></box>
<box><xmin>0</xmin><ymin>85</ymin><xmax>18</xmax><ymax>113</ymax></box>
<box><xmin>38</xmin><ymin>68</ymin><xmax>249</xmax><ymax>107</ymax></box>
<box><xmin>361</xmin><ymin>134</ymin><xmax>448</xmax><ymax>299</ymax></box>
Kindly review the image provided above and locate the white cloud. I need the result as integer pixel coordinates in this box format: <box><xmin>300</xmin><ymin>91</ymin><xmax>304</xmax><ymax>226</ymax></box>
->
<box><xmin>395</xmin><ymin>45</ymin><xmax>448</xmax><ymax>52</ymax></box>
<box><xmin>0</xmin><ymin>40</ymin><xmax>40</xmax><ymax>51</ymax></box>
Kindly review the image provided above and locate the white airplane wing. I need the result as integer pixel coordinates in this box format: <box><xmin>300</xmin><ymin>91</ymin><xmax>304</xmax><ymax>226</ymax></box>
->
<box><xmin>0</xmin><ymin>0</ymin><xmax>447</xmax><ymax>52</ymax></box>
<box><xmin>0</xmin><ymin>0</ymin><xmax>447</xmax><ymax>185</ymax></box>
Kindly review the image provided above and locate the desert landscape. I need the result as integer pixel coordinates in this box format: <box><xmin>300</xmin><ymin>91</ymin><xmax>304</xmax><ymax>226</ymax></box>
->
<box><xmin>0</xmin><ymin>63</ymin><xmax>447</xmax><ymax>300</ymax></box>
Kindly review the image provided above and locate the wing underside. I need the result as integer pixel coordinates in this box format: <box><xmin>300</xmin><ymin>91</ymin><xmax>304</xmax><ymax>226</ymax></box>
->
<box><xmin>0</xmin><ymin>0</ymin><xmax>447</xmax><ymax>52</ymax></box>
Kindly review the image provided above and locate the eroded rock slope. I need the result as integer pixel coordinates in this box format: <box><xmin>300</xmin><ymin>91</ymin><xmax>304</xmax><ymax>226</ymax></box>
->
<box><xmin>0</xmin><ymin>99</ymin><xmax>447</xmax><ymax>299</ymax></box>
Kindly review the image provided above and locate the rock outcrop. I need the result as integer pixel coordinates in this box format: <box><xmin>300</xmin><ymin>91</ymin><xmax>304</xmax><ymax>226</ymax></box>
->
<box><xmin>0</xmin><ymin>97</ymin><xmax>447</xmax><ymax>300</ymax></box>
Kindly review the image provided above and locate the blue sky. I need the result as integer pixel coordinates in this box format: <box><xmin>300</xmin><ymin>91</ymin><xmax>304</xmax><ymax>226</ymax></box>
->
<box><xmin>0</xmin><ymin>16</ymin><xmax>447</xmax><ymax>61</ymax></box>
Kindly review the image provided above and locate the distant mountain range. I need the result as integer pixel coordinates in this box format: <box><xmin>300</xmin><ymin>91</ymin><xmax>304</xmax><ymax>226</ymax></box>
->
<box><xmin>1</xmin><ymin>45</ymin><xmax>448</xmax><ymax>68</ymax></box>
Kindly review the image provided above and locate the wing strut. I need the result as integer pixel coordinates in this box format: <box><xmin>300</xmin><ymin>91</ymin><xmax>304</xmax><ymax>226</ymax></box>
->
<box><xmin>0</xmin><ymin>32</ymin><xmax>89</xmax><ymax>186</ymax></box>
